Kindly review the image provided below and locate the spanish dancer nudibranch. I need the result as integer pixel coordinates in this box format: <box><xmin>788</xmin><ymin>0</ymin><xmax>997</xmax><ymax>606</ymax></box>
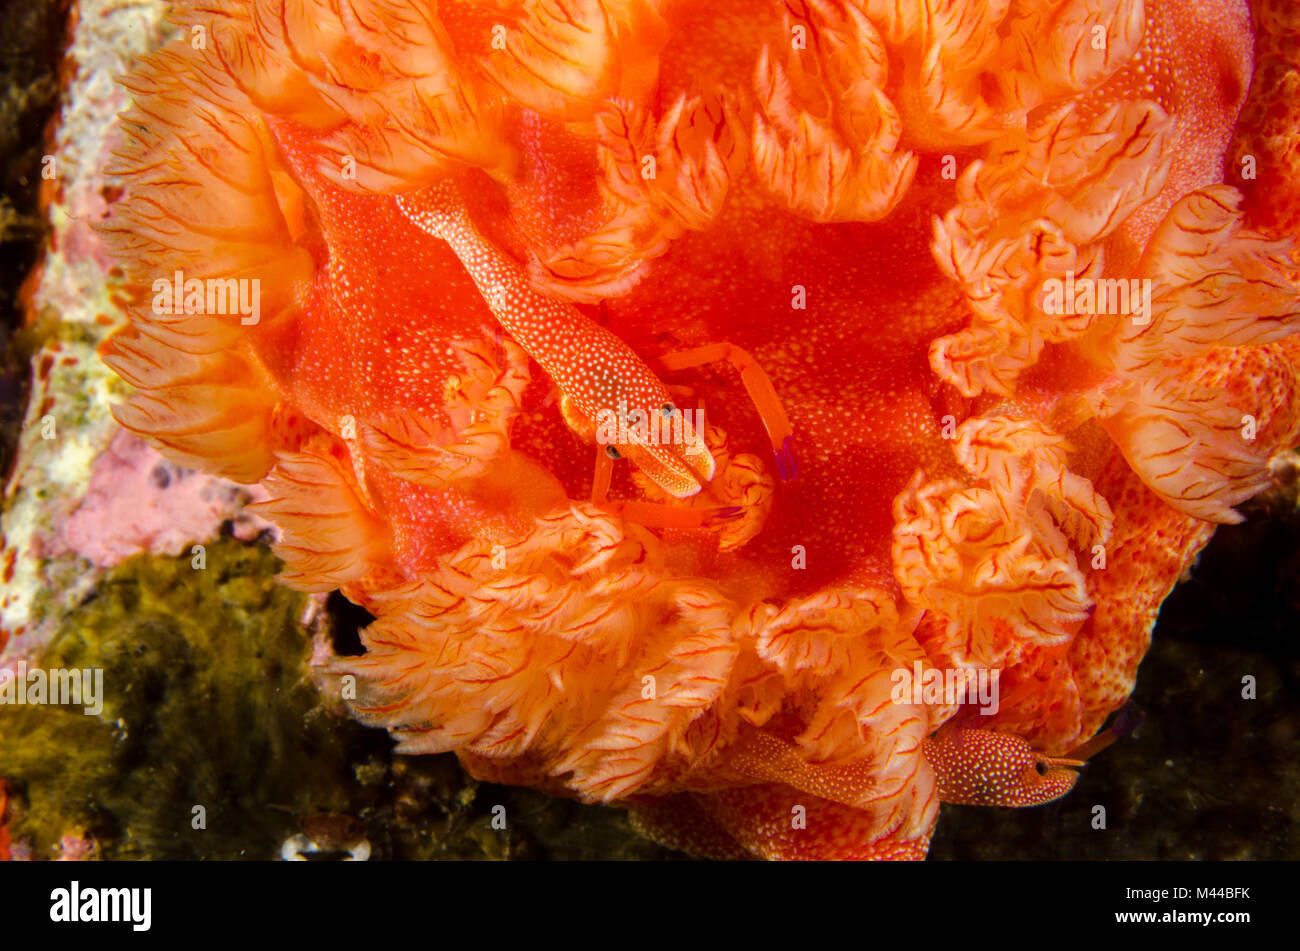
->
<box><xmin>96</xmin><ymin>0</ymin><xmax>1300</xmax><ymax>859</ymax></box>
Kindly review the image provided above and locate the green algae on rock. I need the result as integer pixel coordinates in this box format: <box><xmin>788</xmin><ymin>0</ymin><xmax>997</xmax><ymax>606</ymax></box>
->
<box><xmin>2</xmin><ymin>540</ymin><xmax>353</xmax><ymax>858</ymax></box>
<box><xmin>0</xmin><ymin>538</ymin><xmax>679</xmax><ymax>860</ymax></box>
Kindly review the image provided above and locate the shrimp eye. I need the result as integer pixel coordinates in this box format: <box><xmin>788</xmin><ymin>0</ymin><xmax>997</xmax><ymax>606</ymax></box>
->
<box><xmin>605</xmin><ymin>445</ymin><xmax>621</xmax><ymax>460</ymax></box>
<box><xmin>1035</xmin><ymin>761</ymin><xmax>1049</xmax><ymax>776</ymax></box>
<box><xmin>660</xmin><ymin>404</ymin><xmax>677</xmax><ymax>419</ymax></box>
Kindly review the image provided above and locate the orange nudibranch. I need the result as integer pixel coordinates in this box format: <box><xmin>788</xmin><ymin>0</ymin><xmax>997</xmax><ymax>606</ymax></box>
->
<box><xmin>90</xmin><ymin>0</ymin><xmax>1298</xmax><ymax>862</ymax></box>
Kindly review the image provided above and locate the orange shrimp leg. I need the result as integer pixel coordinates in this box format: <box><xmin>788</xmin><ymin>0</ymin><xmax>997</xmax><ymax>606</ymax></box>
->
<box><xmin>590</xmin><ymin>442</ymin><xmax>743</xmax><ymax>530</ymax></box>
<box><xmin>655</xmin><ymin>343</ymin><xmax>798</xmax><ymax>480</ymax></box>
<box><xmin>591</xmin><ymin>441</ymin><xmax>615</xmax><ymax>504</ymax></box>
<box><xmin>1065</xmin><ymin>703</ymin><xmax>1145</xmax><ymax>761</ymax></box>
